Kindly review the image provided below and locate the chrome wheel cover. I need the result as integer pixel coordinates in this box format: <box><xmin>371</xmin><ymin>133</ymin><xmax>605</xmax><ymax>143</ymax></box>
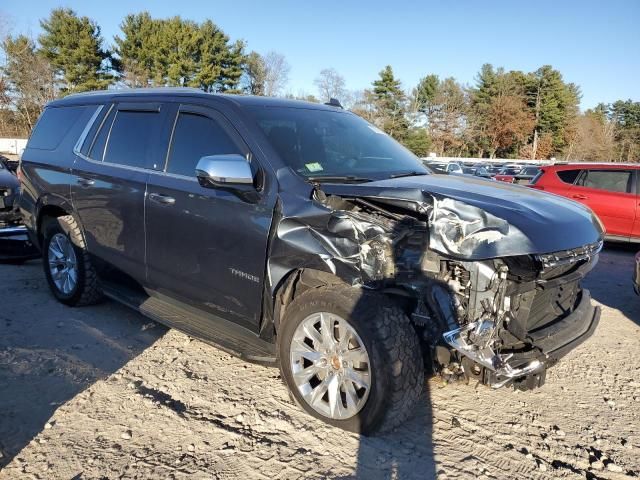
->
<box><xmin>48</xmin><ymin>233</ymin><xmax>78</xmax><ymax>295</ymax></box>
<box><xmin>289</xmin><ymin>312</ymin><xmax>371</xmax><ymax>420</ymax></box>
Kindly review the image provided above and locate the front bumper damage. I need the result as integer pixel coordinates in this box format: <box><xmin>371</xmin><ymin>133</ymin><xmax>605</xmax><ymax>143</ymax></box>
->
<box><xmin>429</xmin><ymin>241</ymin><xmax>602</xmax><ymax>389</ymax></box>
<box><xmin>444</xmin><ymin>288</ymin><xmax>600</xmax><ymax>389</ymax></box>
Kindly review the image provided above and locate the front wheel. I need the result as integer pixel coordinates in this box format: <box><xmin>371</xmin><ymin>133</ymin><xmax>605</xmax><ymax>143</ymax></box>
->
<box><xmin>278</xmin><ymin>285</ymin><xmax>424</xmax><ymax>435</ymax></box>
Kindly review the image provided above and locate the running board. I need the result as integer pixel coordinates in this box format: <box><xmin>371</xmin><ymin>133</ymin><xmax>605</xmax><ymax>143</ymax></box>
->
<box><xmin>101</xmin><ymin>283</ymin><xmax>277</xmax><ymax>366</ymax></box>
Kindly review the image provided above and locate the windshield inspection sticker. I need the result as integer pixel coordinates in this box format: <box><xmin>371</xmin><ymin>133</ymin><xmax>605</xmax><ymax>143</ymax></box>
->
<box><xmin>305</xmin><ymin>162</ymin><xmax>324</xmax><ymax>172</ymax></box>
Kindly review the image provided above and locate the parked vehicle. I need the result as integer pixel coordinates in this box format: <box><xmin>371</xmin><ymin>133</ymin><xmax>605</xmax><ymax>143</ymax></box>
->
<box><xmin>634</xmin><ymin>251</ymin><xmax>640</xmax><ymax>295</ymax></box>
<box><xmin>0</xmin><ymin>154</ymin><xmax>19</xmax><ymax>173</ymax></box>
<box><xmin>0</xmin><ymin>161</ymin><xmax>39</xmax><ymax>261</ymax></box>
<box><xmin>462</xmin><ymin>166</ymin><xmax>493</xmax><ymax>179</ymax></box>
<box><xmin>494</xmin><ymin>166</ymin><xmax>521</xmax><ymax>182</ymax></box>
<box><xmin>423</xmin><ymin>161</ymin><xmax>463</xmax><ymax>174</ymax></box>
<box><xmin>530</xmin><ymin>163</ymin><xmax>640</xmax><ymax>242</ymax></box>
<box><xmin>20</xmin><ymin>89</ymin><xmax>603</xmax><ymax>434</ymax></box>
<box><xmin>495</xmin><ymin>166</ymin><xmax>540</xmax><ymax>185</ymax></box>
<box><xmin>487</xmin><ymin>165</ymin><xmax>505</xmax><ymax>176</ymax></box>
<box><xmin>0</xmin><ymin>160</ymin><xmax>21</xmax><ymax>227</ymax></box>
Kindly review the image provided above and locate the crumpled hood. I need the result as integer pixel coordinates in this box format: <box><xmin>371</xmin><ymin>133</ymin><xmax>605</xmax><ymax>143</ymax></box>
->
<box><xmin>320</xmin><ymin>173</ymin><xmax>604</xmax><ymax>258</ymax></box>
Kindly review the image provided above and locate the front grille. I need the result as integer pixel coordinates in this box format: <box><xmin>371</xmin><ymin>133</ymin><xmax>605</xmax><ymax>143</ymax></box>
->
<box><xmin>506</xmin><ymin>242</ymin><xmax>600</xmax><ymax>343</ymax></box>
<box><xmin>527</xmin><ymin>278</ymin><xmax>581</xmax><ymax>331</ymax></box>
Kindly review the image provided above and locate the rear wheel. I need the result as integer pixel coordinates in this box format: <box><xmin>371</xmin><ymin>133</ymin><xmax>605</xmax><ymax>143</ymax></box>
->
<box><xmin>42</xmin><ymin>215</ymin><xmax>103</xmax><ymax>306</ymax></box>
<box><xmin>278</xmin><ymin>285</ymin><xmax>424</xmax><ymax>435</ymax></box>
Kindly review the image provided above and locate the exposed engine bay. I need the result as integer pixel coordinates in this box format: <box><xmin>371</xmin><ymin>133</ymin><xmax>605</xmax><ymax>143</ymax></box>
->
<box><xmin>270</xmin><ymin>186</ymin><xmax>602</xmax><ymax>390</ymax></box>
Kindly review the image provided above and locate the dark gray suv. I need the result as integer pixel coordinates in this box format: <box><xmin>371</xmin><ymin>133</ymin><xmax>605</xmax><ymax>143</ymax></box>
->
<box><xmin>19</xmin><ymin>88</ymin><xmax>603</xmax><ymax>434</ymax></box>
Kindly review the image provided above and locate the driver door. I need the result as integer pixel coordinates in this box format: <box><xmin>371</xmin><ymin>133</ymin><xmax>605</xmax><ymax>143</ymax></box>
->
<box><xmin>145</xmin><ymin>104</ymin><xmax>273</xmax><ymax>331</ymax></box>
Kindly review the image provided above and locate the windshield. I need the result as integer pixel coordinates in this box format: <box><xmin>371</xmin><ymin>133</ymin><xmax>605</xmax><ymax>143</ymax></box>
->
<box><xmin>500</xmin><ymin>167</ymin><xmax>520</xmax><ymax>175</ymax></box>
<box><xmin>521</xmin><ymin>167</ymin><xmax>540</xmax><ymax>175</ymax></box>
<box><xmin>249</xmin><ymin>107</ymin><xmax>427</xmax><ymax>180</ymax></box>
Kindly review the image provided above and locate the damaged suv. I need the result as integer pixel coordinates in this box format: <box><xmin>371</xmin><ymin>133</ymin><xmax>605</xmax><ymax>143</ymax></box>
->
<box><xmin>19</xmin><ymin>89</ymin><xmax>603</xmax><ymax>434</ymax></box>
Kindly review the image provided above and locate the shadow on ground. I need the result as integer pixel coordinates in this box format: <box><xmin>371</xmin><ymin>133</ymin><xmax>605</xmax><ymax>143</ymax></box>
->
<box><xmin>584</xmin><ymin>243</ymin><xmax>640</xmax><ymax>327</ymax></box>
<box><xmin>0</xmin><ymin>259</ymin><xmax>166</xmax><ymax>467</ymax></box>
<box><xmin>352</xmin><ymin>386</ymin><xmax>436</xmax><ymax>479</ymax></box>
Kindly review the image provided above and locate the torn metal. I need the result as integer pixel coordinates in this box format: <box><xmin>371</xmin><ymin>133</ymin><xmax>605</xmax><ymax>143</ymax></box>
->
<box><xmin>267</xmin><ymin>175</ymin><xmax>603</xmax><ymax>390</ymax></box>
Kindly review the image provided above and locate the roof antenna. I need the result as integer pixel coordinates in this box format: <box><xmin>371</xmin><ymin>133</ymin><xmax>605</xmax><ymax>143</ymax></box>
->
<box><xmin>325</xmin><ymin>98</ymin><xmax>343</xmax><ymax>109</ymax></box>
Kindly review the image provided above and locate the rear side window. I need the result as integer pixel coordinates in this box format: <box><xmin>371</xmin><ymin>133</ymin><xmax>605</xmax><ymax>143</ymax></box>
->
<box><xmin>556</xmin><ymin>169</ymin><xmax>581</xmax><ymax>184</ymax></box>
<box><xmin>578</xmin><ymin>170</ymin><xmax>632</xmax><ymax>194</ymax></box>
<box><xmin>103</xmin><ymin>109</ymin><xmax>163</xmax><ymax>169</ymax></box>
<box><xmin>166</xmin><ymin>112</ymin><xmax>242</xmax><ymax>177</ymax></box>
<box><xmin>29</xmin><ymin>106</ymin><xmax>86</xmax><ymax>150</ymax></box>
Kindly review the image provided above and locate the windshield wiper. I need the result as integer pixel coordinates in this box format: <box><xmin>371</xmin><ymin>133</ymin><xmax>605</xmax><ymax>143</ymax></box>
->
<box><xmin>389</xmin><ymin>171</ymin><xmax>429</xmax><ymax>179</ymax></box>
<box><xmin>307</xmin><ymin>175</ymin><xmax>373</xmax><ymax>184</ymax></box>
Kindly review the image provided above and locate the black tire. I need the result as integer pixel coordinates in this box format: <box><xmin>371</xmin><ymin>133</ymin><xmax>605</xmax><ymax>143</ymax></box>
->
<box><xmin>42</xmin><ymin>215</ymin><xmax>103</xmax><ymax>306</ymax></box>
<box><xmin>278</xmin><ymin>285</ymin><xmax>424</xmax><ymax>435</ymax></box>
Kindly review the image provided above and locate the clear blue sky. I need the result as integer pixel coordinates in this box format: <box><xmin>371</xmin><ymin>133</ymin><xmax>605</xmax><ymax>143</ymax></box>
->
<box><xmin>2</xmin><ymin>0</ymin><xmax>638</xmax><ymax>109</ymax></box>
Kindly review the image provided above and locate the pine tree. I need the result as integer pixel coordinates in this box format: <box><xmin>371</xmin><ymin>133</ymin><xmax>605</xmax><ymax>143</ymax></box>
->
<box><xmin>114</xmin><ymin>13</ymin><xmax>245</xmax><ymax>92</ymax></box>
<box><xmin>371</xmin><ymin>66</ymin><xmax>408</xmax><ymax>140</ymax></box>
<box><xmin>38</xmin><ymin>8</ymin><xmax>113</xmax><ymax>94</ymax></box>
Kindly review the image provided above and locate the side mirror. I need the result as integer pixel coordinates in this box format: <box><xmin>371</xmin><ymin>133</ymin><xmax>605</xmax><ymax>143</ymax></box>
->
<box><xmin>195</xmin><ymin>154</ymin><xmax>260</xmax><ymax>203</ymax></box>
<box><xmin>195</xmin><ymin>154</ymin><xmax>254</xmax><ymax>187</ymax></box>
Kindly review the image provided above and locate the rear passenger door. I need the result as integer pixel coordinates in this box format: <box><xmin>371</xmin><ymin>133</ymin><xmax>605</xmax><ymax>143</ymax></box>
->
<box><xmin>144</xmin><ymin>104</ymin><xmax>273</xmax><ymax>331</ymax></box>
<box><xmin>71</xmin><ymin>102</ymin><xmax>170</xmax><ymax>282</ymax></box>
<box><xmin>568</xmin><ymin>168</ymin><xmax>637</xmax><ymax>239</ymax></box>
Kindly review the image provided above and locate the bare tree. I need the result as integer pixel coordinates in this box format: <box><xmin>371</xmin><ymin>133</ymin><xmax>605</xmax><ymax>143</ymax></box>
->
<box><xmin>263</xmin><ymin>51</ymin><xmax>289</xmax><ymax>97</ymax></box>
<box><xmin>314</xmin><ymin>67</ymin><xmax>347</xmax><ymax>103</ymax></box>
<box><xmin>1</xmin><ymin>34</ymin><xmax>56</xmax><ymax>134</ymax></box>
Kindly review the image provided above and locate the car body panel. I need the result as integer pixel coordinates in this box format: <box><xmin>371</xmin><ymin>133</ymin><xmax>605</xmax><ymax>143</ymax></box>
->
<box><xmin>531</xmin><ymin>163</ymin><xmax>640</xmax><ymax>241</ymax></box>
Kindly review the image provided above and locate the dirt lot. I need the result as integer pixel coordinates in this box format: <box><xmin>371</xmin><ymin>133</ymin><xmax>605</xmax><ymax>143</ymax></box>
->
<box><xmin>0</xmin><ymin>245</ymin><xmax>639</xmax><ymax>479</ymax></box>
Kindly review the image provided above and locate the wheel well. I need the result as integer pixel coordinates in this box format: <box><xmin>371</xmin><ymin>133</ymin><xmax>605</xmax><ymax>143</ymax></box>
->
<box><xmin>273</xmin><ymin>268</ymin><xmax>347</xmax><ymax>332</ymax></box>
<box><xmin>37</xmin><ymin>205</ymin><xmax>69</xmax><ymax>246</ymax></box>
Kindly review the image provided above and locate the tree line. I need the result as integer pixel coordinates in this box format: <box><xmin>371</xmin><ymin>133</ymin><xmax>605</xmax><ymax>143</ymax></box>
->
<box><xmin>1</xmin><ymin>8</ymin><xmax>638</xmax><ymax>162</ymax></box>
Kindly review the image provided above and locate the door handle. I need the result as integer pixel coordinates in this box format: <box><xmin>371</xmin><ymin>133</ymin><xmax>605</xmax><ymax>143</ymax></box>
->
<box><xmin>572</xmin><ymin>194</ymin><xmax>587</xmax><ymax>200</ymax></box>
<box><xmin>77</xmin><ymin>178</ymin><xmax>95</xmax><ymax>187</ymax></box>
<box><xmin>148</xmin><ymin>193</ymin><xmax>176</xmax><ymax>205</ymax></box>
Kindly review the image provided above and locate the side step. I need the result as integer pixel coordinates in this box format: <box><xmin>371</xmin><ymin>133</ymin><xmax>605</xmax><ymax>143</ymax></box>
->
<box><xmin>102</xmin><ymin>283</ymin><xmax>277</xmax><ymax>366</ymax></box>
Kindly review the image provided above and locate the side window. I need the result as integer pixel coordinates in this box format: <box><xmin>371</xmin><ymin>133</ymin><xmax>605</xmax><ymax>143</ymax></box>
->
<box><xmin>28</xmin><ymin>106</ymin><xmax>87</xmax><ymax>150</ymax></box>
<box><xmin>556</xmin><ymin>169</ymin><xmax>581</xmax><ymax>184</ymax></box>
<box><xmin>88</xmin><ymin>107</ymin><xmax>116</xmax><ymax>161</ymax></box>
<box><xmin>578</xmin><ymin>170</ymin><xmax>632</xmax><ymax>194</ymax></box>
<box><xmin>166</xmin><ymin>112</ymin><xmax>243</xmax><ymax>177</ymax></box>
<box><xmin>103</xmin><ymin>109</ymin><xmax>164</xmax><ymax>169</ymax></box>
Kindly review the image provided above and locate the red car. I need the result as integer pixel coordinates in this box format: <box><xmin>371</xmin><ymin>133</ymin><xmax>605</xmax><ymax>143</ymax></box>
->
<box><xmin>530</xmin><ymin>163</ymin><xmax>640</xmax><ymax>241</ymax></box>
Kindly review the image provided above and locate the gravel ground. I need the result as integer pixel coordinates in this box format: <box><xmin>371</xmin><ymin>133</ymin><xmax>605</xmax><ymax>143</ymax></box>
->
<box><xmin>0</xmin><ymin>245</ymin><xmax>639</xmax><ymax>479</ymax></box>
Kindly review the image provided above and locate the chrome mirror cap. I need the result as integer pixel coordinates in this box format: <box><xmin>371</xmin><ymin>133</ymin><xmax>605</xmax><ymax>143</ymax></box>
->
<box><xmin>195</xmin><ymin>154</ymin><xmax>253</xmax><ymax>185</ymax></box>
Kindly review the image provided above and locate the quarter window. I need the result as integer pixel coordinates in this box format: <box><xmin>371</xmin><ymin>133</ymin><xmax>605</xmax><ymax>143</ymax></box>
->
<box><xmin>166</xmin><ymin>112</ymin><xmax>242</xmax><ymax>177</ymax></box>
<box><xmin>578</xmin><ymin>170</ymin><xmax>632</xmax><ymax>194</ymax></box>
<box><xmin>556</xmin><ymin>169</ymin><xmax>581</xmax><ymax>184</ymax></box>
<box><xmin>103</xmin><ymin>109</ymin><xmax>163</xmax><ymax>169</ymax></box>
<box><xmin>88</xmin><ymin>108</ymin><xmax>116</xmax><ymax>161</ymax></box>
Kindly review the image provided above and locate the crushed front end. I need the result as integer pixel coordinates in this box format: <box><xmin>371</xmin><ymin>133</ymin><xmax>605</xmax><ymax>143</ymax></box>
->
<box><xmin>426</xmin><ymin>244</ymin><xmax>601</xmax><ymax>389</ymax></box>
<box><xmin>299</xmin><ymin>184</ymin><xmax>604</xmax><ymax>391</ymax></box>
